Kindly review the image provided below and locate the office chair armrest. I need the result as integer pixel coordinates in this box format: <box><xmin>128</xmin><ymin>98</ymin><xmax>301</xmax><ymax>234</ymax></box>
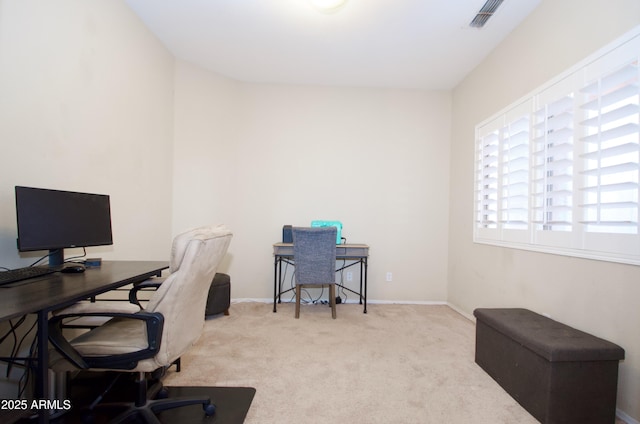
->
<box><xmin>129</xmin><ymin>277</ymin><xmax>166</xmax><ymax>307</ymax></box>
<box><xmin>48</xmin><ymin>311</ymin><xmax>165</xmax><ymax>370</ymax></box>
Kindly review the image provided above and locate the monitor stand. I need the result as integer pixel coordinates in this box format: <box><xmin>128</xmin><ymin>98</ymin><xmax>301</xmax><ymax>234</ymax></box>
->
<box><xmin>48</xmin><ymin>249</ymin><xmax>64</xmax><ymax>267</ymax></box>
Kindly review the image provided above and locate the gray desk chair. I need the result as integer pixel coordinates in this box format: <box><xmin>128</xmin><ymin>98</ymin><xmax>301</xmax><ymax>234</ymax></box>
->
<box><xmin>292</xmin><ymin>227</ymin><xmax>337</xmax><ymax>319</ymax></box>
<box><xmin>48</xmin><ymin>225</ymin><xmax>232</xmax><ymax>423</ymax></box>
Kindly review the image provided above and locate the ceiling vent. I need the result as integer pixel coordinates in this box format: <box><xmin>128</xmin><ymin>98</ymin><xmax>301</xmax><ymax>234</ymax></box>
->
<box><xmin>469</xmin><ymin>0</ymin><xmax>504</xmax><ymax>28</ymax></box>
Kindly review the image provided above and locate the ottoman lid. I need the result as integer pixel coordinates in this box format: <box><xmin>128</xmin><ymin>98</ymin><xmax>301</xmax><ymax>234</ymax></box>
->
<box><xmin>474</xmin><ymin>308</ymin><xmax>625</xmax><ymax>362</ymax></box>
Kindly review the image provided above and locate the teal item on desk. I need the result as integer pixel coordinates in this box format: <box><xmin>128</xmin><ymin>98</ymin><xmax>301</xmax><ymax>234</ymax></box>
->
<box><xmin>310</xmin><ymin>220</ymin><xmax>342</xmax><ymax>244</ymax></box>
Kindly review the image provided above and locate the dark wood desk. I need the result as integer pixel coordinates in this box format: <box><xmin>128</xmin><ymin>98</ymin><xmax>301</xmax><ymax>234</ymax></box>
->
<box><xmin>0</xmin><ymin>261</ymin><xmax>168</xmax><ymax>423</ymax></box>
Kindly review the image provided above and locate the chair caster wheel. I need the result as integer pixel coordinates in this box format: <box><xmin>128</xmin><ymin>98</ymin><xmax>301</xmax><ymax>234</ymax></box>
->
<box><xmin>203</xmin><ymin>402</ymin><xmax>216</xmax><ymax>416</ymax></box>
<box><xmin>156</xmin><ymin>387</ymin><xmax>169</xmax><ymax>399</ymax></box>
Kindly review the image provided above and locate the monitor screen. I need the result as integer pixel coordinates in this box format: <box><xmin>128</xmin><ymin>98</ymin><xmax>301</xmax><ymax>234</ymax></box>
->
<box><xmin>15</xmin><ymin>186</ymin><xmax>113</xmax><ymax>266</ymax></box>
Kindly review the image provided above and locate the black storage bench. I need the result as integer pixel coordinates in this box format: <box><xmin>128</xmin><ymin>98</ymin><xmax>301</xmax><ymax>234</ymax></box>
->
<box><xmin>205</xmin><ymin>273</ymin><xmax>231</xmax><ymax>316</ymax></box>
<box><xmin>474</xmin><ymin>308</ymin><xmax>624</xmax><ymax>424</ymax></box>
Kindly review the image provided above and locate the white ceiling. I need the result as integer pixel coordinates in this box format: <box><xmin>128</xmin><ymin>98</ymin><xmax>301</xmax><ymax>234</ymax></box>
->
<box><xmin>125</xmin><ymin>0</ymin><xmax>540</xmax><ymax>90</ymax></box>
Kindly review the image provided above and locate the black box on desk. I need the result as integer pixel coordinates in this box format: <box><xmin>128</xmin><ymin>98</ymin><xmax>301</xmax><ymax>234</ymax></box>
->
<box><xmin>282</xmin><ymin>225</ymin><xmax>292</xmax><ymax>243</ymax></box>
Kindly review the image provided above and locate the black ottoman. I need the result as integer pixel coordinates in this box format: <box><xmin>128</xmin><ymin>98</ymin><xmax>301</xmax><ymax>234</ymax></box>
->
<box><xmin>205</xmin><ymin>273</ymin><xmax>231</xmax><ymax>316</ymax></box>
<box><xmin>474</xmin><ymin>308</ymin><xmax>625</xmax><ymax>424</ymax></box>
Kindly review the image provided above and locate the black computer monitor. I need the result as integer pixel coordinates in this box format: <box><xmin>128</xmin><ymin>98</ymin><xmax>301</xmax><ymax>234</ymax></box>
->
<box><xmin>15</xmin><ymin>186</ymin><xmax>113</xmax><ymax>267</ymax></box>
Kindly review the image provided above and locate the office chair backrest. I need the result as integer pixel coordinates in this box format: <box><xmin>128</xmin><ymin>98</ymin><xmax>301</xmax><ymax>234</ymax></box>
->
<box><xmin>292</xmin><ymin>227</ymin><xmax>337</xmax><ymax>285</ymax></box>
<box><xmin>145</xmin><ymin>224</ymin><xmax>232</xmax><ymax>366</ymax></box>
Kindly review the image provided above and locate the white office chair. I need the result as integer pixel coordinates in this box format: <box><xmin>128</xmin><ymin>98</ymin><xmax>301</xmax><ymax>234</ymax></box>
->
<box><xmin>48</xmin><ymin>224</ymin><xmax>232</xmax><ymax>423</ymax></box>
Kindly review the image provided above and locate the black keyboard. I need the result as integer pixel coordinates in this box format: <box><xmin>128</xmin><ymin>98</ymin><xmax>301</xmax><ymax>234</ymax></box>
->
<box><xmin>0</xmin><ymin>266</ymin><xmax>57</xmax><ymax>286</ymax></box>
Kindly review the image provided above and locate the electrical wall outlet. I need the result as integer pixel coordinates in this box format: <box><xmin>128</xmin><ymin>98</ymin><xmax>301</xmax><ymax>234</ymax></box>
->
<box><xmin>346</xmin><ymin>272</ymin><xmax>353</xmax><ymax>282</ymax></box>
<box><xmin>386</xmin><ymin>272</ymin><xmax>393</xmax><ymax>282</ymax></box>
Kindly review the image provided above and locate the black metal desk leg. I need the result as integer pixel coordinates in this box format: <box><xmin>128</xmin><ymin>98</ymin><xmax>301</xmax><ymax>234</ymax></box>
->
<box><xmin>363</xmin><ymin>258</ymin><xmax>368</xmax><ymax>313</ymax></box>
<box><xmin>273</xmin><ymin>257</ymin><xmax>278</xmax><ymax>312</ymax></box>
<box><xmin>358</xmin><ymin>260</ymin><xmax>363</xmax><ymax>305</ymax></box>
<box><xmin>36</xmin><ymin>310</ymin><xmax>50</xmax><ymax>423</ymax></box>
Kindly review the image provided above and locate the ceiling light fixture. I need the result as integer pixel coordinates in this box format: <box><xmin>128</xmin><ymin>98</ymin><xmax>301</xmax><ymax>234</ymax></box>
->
<box><xmin>309</xmin><ymin>0</ymin><xmax>348</xmax><ymax>13</ymax></box>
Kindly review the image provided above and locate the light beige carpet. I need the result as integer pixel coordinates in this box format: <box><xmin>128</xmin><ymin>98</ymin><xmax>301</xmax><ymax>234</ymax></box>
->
<box><xmin>164</xmin><ymin>301</ymin><xmax>544</xmax><ymax>423</ymax></box>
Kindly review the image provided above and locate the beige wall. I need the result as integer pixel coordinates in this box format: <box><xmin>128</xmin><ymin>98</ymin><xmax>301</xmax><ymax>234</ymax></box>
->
<box><xmin>0</xmin><ymin>0</ymin><xmax>175</xmax><ymax>396</ymax></box>
<box><xmin>0</xmin><ymin>0</ymin><xmax>175</xmax><ymax>267</ymax></box>
<box><xmin>448</xmin><ymin>0</ymin><xmax>640</xmax><ymax>420</ymax></box>
<box><xmin>173</xmin><ymin>61</ymin><xmax>452</xmax><ymax>301</ymax></box>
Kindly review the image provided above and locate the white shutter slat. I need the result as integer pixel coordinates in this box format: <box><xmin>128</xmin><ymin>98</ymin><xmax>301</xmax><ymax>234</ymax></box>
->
<box><xmin>581</xmin><ymin>162</ymin><xmax>638</xmax><ymax>176</ymax></box>
<box><xmin>580</xmin><ymin>123</ymin><xmax>639</xmax><ymax>144</ymax></box>
<box><xmin>581</xmin><ymin>181</ymin><xmax>639</xmax><ymax>192</ymax></box>
<box><xmin>581</xmin><ymin>83</ymin><xmax>639</xmax><ymax>111</ymax></box>
<box><xmin>580</xmin><ymin>142</ymin><xmax>638</xmax><ymax>160</ymax></box>
<box><xmin>581</xmin><ymin>62</ymin><xmax>638</xmax><ymax>95</ymax></box>
<box><xmin>581</xmin><ymin>104</ymin><xmax>639</xmax><ymax>127</ymax></box>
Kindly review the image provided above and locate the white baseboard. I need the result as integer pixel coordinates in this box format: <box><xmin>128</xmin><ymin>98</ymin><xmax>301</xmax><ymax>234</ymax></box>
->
<box><xmin>445</xmin><ymin>302</ymin><xmax>475</xmax><ymax>321</ymax></box>
<box><xmin>367</xmin><ymin>299</ymin><xmax>447</xmax><ymax>305</ymax></box>
<box><xmin>231</xmin><ymin>298</ymin><xmax>448</xmax><ymax>306</ymax></box>
<box><xmin>231</xmin><ymin>298</ymin><xmax>272</xmax><ymax>304</ymax></box>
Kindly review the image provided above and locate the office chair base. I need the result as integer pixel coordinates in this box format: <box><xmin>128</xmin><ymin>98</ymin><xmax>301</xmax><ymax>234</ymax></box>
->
<box><xmin>107</xmin><ymin>396</ymin><xmax>216</xmax><ymax>424</ymax></box>
<box><xmin>80</xmin><ymin>372</ymin><xmax>215</xmax><ymax>424</ymax></box>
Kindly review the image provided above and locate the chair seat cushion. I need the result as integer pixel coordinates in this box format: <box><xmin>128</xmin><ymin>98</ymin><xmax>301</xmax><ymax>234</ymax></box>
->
<box><xmin>70</xmin><ymin>317</ymin><xmax>149</xmax><ymax>356</ymax></box>
<box><xmin>49</xmin><ymin>316</ymin><xmax>162</xmax><ymax>373</ymax></box>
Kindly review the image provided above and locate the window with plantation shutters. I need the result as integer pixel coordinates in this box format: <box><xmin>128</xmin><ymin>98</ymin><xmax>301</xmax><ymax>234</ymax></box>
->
<box><xmin>474</xmin><ymin>26</ymin><xmax>640</xmax><ymax>265</ymax></box>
